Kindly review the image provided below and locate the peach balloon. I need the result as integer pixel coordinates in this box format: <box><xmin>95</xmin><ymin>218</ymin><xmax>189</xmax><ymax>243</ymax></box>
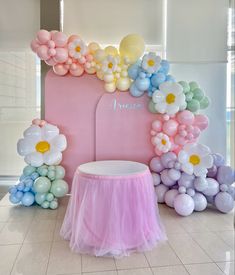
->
<box><xmin>53</xmin><ymin>64</ymin><xmax>68</xmax><ymax>76</ymax></box>
<box><xmin>36</xmin><ymin>45</ymin><xmax>50</xmax><ymax>60</ymax></box>
<box><xmin>53</xmin><ymin>48</ymin><xmax>68</xmax><ymax>63</ymax></box>
<box><xmin>30</xmin><ymin>39</ymin><xmax>40</xmax><ymax>52</ymax></box>
<box><xmin>85</xmin><ymin>67</ymin><xmax>96</xmax><ymax>74</ymax></box>
<box><xmin>45</xmin><ymin>57</ymin><xmax>57</xmax><ymax>66</ymax></box>
<box><xmin>70</xmin><ymin>65</ymin><xmax>84</xmax><ymax>76</ymax></box>
<box><xmin>51</xmin><ymin>32</ymin><xmax>68</xmax><ymax>47</ymax></box>
<box><xmin>68</xmin><ymin>35</ymin><xmax>80</xmax><ymax>43</ymax></box>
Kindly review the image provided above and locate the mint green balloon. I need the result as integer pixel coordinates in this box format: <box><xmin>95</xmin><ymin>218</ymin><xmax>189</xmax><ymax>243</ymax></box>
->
<box><xmin>185</xmin><ymin>92</ymin><xmax>193</xmax><ymax>102</ymax></box>
<box><xmin>199</xmin><ymin>96</ymin><xmax>210</xmax><ymax>109</ymax></box>
<box><xmin>23</xmin><ymin>165</ymin><xmax>36</xmax><ymax>176</ymax></box>
<box><xmin>37</xmin><ymin>165</ymin><xmax>48</xmax><ymax>176</ymax></box>
<box><xmin>46</xmin><ymin>193</ymin><xmax>54</xmax><ymax>202</ymax></box>
<box><xmin>35</xmin><ymin>193</ymin><xmax>47</xmax><ymax>205</ymax></box>
<box><xmin>178</xmin><ymin>81</ymin><xmax>190</xmax><ymax>93</ymax></box>
<box><xmin>55</xmin><ymin>166</ymin><xmax>65</xmax><ymax>179</ymax></box>
<box><xmin>187</xmin><ymin>99</ymin><xmax>200</xmax><ymax>113</ymax></box>
<box><xmin>48</xmin><ymin>165</ymin><xmax>56</xmax><ymax>171</ymax></box>
<box><xmin>41</xmin><ymin>201</ymin><xmax>50</xmax><ymax>209</ymax></box>
<box><xmin>193</xmin><ymin>88</ymin><xmax>205</xmax><ymax>101</ymax></box>
<box><xmin>49</xmin><ymin>200</ymin><xmax>58</xmax><ymax>210</ymax></box>
<box><xmin>189</xmin><ymin>81</ymin><xmax>199</xmax><ymax>91</ymax></box>
<box><xmin>50</xmin><ymin>179</ymin><xmax>68</xmax><ymax>198</ymax></box>
<box><xmin>148</xmin><ymin>100</ymin><xmax>158</xmax><ymax>113</ymax></box>
<box><xmin>47</xmin><ymin>170</ymin><xmax>56</xmax><ymax>181</ymax></box>
<box><xmin>34</xmin><ymin>177</ymin><xmax>51</xmax><ymax>193</ymax></box>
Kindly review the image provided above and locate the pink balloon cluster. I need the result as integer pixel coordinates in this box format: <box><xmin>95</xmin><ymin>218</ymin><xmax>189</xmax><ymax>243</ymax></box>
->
<box><xmin>31</xmin><ymin>30</ymin><xmax>96</xmax><ymax>77</ymax></box>
<box><xmin>150</xmin><ymin>110</ymin><xmax>209</xmax><ymax>156</ymax></box>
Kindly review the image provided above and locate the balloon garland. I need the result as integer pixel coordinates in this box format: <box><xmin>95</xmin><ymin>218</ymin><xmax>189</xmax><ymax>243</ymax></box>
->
<box><xmin>31</xmin><ymin>30</ymin><xmax>235</xmax><ymax>215</ymax></box>
<box><xmin>8</xmin><ymin>119</ymin><xmax>69</xmax><ymax>209</ymax></box>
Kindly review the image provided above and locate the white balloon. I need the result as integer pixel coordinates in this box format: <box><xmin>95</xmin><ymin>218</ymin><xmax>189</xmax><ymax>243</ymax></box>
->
<box><xmin>165</xmin><ymin>189</ymin><xmax>179</xmax><ymax>208</ymax></box>
<box><xmin>193</xmin><ymin>193</ymin><xmax>207</xmax><ymax>211</ymax></box>
<box><xmin>44</xmin><ymin>150</ymin><xmax>62</xmax><ymax>165</ymax></box>
<box><xmin>17</xmin><ymin>138</ymin><xmax>36</xmax><ymax>156</ymax></box>
<box><xmin>51</xmin><ymin>134</ymin><xmax>67</xmax><ymax>152</ymax></box>
<box><xmin>24</xmin><ymin>152</ymin><xmax>43</xmax><ymax>167</ymax></box>
<box><xmin>174</xmin><ymin>194</ymin><xmax>195</xmax><ymax>216</ymax></box>
<box><xmin>23</xmin><ymin>125</ymin><xmax>41</xmax><ymax>138</ymax></box>
<box><xmin>42</xmin><ymin>123</ymin><xmax>59</xmax><ymax>141</ymax></box>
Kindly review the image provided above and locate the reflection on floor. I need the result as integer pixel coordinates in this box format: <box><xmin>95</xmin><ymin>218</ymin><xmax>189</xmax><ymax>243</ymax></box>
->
<box><xmin>0</xmin><ymin>194</ymin><xmax>234</xmax><ymax>275</ymax></box>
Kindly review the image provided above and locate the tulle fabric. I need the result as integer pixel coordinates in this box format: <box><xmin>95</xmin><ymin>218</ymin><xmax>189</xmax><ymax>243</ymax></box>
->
<box><xmin>60</xmin><ymin>168</ymin><xmax>167</xmax><ymax>257</ymax></box>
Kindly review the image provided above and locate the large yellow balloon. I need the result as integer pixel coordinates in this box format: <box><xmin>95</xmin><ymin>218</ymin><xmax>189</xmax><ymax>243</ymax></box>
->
<box><xmin>119</xmin><ymin>34</ymin><xmax>145</xmax><ymax>63</ymax></box>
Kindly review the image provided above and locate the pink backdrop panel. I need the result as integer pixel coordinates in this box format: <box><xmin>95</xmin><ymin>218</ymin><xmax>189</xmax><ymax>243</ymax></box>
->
<box><xmin>45</xmin><ymin>70</ymin><xmax>104</xmax><ymax>184</ymax></box>
<box><xmin>95</xmin><ymin>93</ymin><xmax>155</xmax><ymax>164</ymax></box>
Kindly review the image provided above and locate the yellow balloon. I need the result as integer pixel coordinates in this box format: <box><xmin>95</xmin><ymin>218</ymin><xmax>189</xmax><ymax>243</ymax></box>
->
<box><xmin>94</xmin><ymin>49</ymin><xmax>106</xmax><ymax>62</ymax></box>
<box><xmin>104</xmin><ymin>46</ymin><xmax>118</xmax><ymax>56</ymax></box>
<box><xmin>116</xmin><ymin>77</ymin><xmax>131</xmax><ymax>92</ymax></box>
<box><xmin>103</xmin><ymin>73</ymin><xmax>114</xmax><ymax>83</ymax></box>
<box><xmin>119</xmin><ymin>34</ymin><xmax>145</xmax><ymax>63</ymax></box>
<box><xmin>96</xmin><ymin>70</ymin><xmax>104</xmax><ymax>80</ymax></box>
<box><xmin>104</xmin><ymin>82</ymin><xmax>116</xmax><ymax>93</ymax></box>
<box><xmin>85</xmin><ymin>67</ymin><xmax>96</xmax><ymax>74</ymax></box>
<box><xmin>88</xmin><ymin>42</ymin><xmax>100</xmax><ymax>54</ymax></box>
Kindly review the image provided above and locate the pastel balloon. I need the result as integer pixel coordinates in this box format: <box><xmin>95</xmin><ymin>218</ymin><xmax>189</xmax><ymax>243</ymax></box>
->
<box><xmin>37</xmin><ymin>30</ymin><xmax>51</xmax><ymax>43</ymax></box>
<box><xmin>215</xmin><ymin>192</ymin><xmax>234</xmax><ymax>213</ymax></box>
<box><xmin>155</xmin><ymin>184</ymin><xmax>169</xmax><ymax>203</ymax></box>
<box><xmin>165</xmin><ymin>189</ymin><xmax>179</xmax><ymax>208</ymax></box>
<box><xmin>119</xmin><ymin>34</ymin><xmax>145</xmax><ymax>63</ymax></box>
<box><xmin>9</xmin><ymin>194</ymin><xmax>21</xmax><ymax>204</ymax></box>
<box><xmin>213</xmin><ymin>153</ymin><xmax>225</xmax><ymax>167</ymax></box>
<box><xmin>129</xmin><ymin>83</ymin><xmax>144</xmax><ymax>97</ymax></box>
<box><xmin>36</xmin><ymin>45</ymin><xmax>50</xmax><ymax>60</ymax></box>
<box><xmin>202</xmin><ymin>178</ymin><xmax>219</xmax><ymax>196</ymax></box>
<box><xmin>176</xmin><ymin>110</ymin><xmax>194</xmax><ymax>125</ymax></box>
<box><xmin>135</xmin><ymin>77</ymin><xmax>150</xmax><ymax>91</ymax></box>
<box><xmin>151</xmin><ymin>72</ymin><xmax>166</xmax><ymax>87</ymax></box>
<box><xmin>45</xmin><ymin>57</ymin><xmax>57</xmax><ymax>66</ymax></box>
<box><xmin>70</xmin><ymin>64</ymin><xmax>84</xmax><ymax>76</ymax></box>
<box><xmin>161</xmin><ymin>169</ymin><xmax>175</xmax><ymax>186</ymax></box>
<box><xmin>50</xmin><ymin>179</ymin><xmax>68</xmax><ymax>197</ymax></box>
<box><xmin>23</xmin><ymin>165</ymin><xmax>36</xmax><ymax>176</ymax></box>
<box><xmin>34</xmin><ymin>176</ymin><xmax>51</xmax><ymax>193</ymax></box>
<box><xmin>152</xmin><ymin>120</ymin><xmax>162</xmax><ymax>132</ymax></box>
<box><xmin>85</xmin><ymin>67</ymin><xmax>96</xmax><ymax>75</ymax></box>
<box><xmin>128</xmin><ymin>62</ymin><xmax>140</xmax><ymax>80</ymax></box>
<box><xmin>152</xmin><ymin>172</ymin><xmax>161</xmax><ymax>186</ymax></box>
<box><xmin>148</xmin><ymin>100</ymin><xmax>158</xmax><ymax>113</ymax></box>
<box><xmin>149</xmin><ymin>157</ymin><xmax>164</xmax><ymax>173</ymax></box>
<box><xmin>53</xmin><ymin>64</ymin><xmax>68</xmax><ymax>76</ymax></box>
<box><xmin>50</xmin><ymin>200</ymin><xmax>59</xmax><ymax>209</ymax></box>
<box><xmin>160</xmin><ymin>152</ymin><xmax>177</xmax><ymax>168</ymax></box>
<box><xmin>41</xmin><ymin>200</ymin><xmax>50</xmax><ymax>209</ymax></box>
<box><xmin>207</xmin><ymin>165</ymin><xmax>217</xmax><ymax>178</ymax></box>
<box><xmin>55</xmin><ymin>166</ymin><xmax>65</xmax><ymax>179</ymax></box>
<box><xmin>194</xmin><ymin>114</ymin><xmax>209</xmax><ymax>130</ymax></box>
<box><xmin>174</xmin><ymin>194</ymin><xmax>195</xmax><ymax>216</ymax></box>
<box><xmin>200</xmin><ymin>96</ymin><xmax>210</xmax><ymax>109</ymax></box>
<box><xmin>193</xmin><ymin>193</ymin><xmax>207</xmax><ymax>211</ymax></box>
<box><xmin>51</xmin><ymin>31</ymin><xmax>67</xmax><ymax>47</ymax></box>
<box><xmin>68</xmin><ymin>35</ymin><xmax>80</xmax><ymax>43</ymax></box>
<box><xmin>46</xmin><ymin>193</ymin><xmax>54</xmax><ymax>202</ymax></box>
<box><xmin>104</xmin><ymin>82</ymin><xmax>116</xmax><ymax>93</ymax></box>
<box><xmin>187</xmin><ymin>188</ymin><xmax>195</xmax><ymax>197</ymax></box>
<box><xmin>178</xmin><ymin>173</ymin><xmax>195</xmax><ymax>188</ymax></box>
<box><xmin>88</xmin><ymin>42</ymin><xmax>100</xmax><ymax>54</ymax></box>
<box><xmin>168</xmin><ymin>168</ymin><xmax>181</xmax><ymax>181</ymax></box>
<box><xmin>116</xmin><ymin>77</ymin><xmax>131</xmax><ymax>91</ymax></box>
<box><xmin>105</xmin><ymin>46</ymin><xmax>118</xmax><ymax>56</ymax></box>
<box><xmin>163</xmin><ymin>119</ymin><xmax>178</xmax><ymax>136</ymax></box>
<box><xmin>187</xmin><ymin>99</ymin><xmax>200</xmax><ymax>112</ymax></box>
<box><xmin>30</xmin><ymin>39</ymin><xmax>39</xmax><ymax>52</ymax></box>
<box><xmin>217</xmin><ymin>166</ymin><xmax>234</xmax><ymax>185</ymax></box>
<box><xmin>21</xmin><ymin>192</ymin><xmax>35</xmax><ymax>206</ymax></box>
<box><xmin>53</xmin><ymin>48</ymin><xmax>68</xmax><ymax>63</ymax></box>
<box><xmin>35</xmin><ymin>193</ymin><xmax>47</xmax><ymax>205</ymax></box>
<box><xmin>194</xmin><ymin>177</ymin><xmax>208</xmax><ymax>192</ymax></box>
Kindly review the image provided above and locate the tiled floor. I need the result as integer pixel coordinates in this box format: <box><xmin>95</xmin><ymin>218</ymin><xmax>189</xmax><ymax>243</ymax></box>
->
<box><xmin>0</xmin><ymin>194</ymin><xmax>234</xmax><ymax>275</ymax></box>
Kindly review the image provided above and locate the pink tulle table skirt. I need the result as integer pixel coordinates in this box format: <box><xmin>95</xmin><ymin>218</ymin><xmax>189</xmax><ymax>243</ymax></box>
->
<box><xmin>60</xmin><ymin>161</ymin><xmax>167</xmax><ymax>257</ymax></box>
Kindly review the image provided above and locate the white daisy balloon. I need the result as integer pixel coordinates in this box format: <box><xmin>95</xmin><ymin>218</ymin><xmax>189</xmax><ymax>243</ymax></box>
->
<box><xmin>102</xmin><ymin>55</ymin><xmax>119</xmax><ymax>74</ymax></box>
<box><xmin>152</xmin><ymin>133</ymin><xmax>171</xmax><ymax>153</ymax></box>
<box><xmin>152</xmin><ymin>82</ymin><xmax>186</xmax><ymax>115</ymax></box>
<box><xmin>68</xmin><ymin>38</ymin><xmax>87</xmax><ymax>60</ymax></box>
<box><xmin>178</xmin><ymin>143</ymin><xmax>213</xmax><ymax>177</ymax></box>
<box><xmin>141</xmin><ymin>52</ymin><xmax>161</xmax><ymax>74</ymax></box>
<box><xmin>17</xmin><ymin>123</ymin><xmax>67</xmax><ymax>167</ymax></box>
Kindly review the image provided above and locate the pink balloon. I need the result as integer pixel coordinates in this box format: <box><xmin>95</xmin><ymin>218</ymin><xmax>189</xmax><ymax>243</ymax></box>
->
<box><xmin>48</xmin><ymin>48</ymin><xmax>56</xmax><ymax>56</ymax></box>
<box><xmin>152</xmin><ymin>120</ymin><xmax>162</xmax><ymax>132</ymax></box>
<box><xmin>30</xmin><ymin>39</ymin><xmax>40</xmax><ymax>52</ymax></box>
<box><xmin>36</xmin><ymin>45</ymin><xmax>50</xmax><ymax>60</ymax></box>
<box><xmin>68</xmin><ymin>35</ymin><xmax>80</xmax><ymax>43</ymax></box>
<box><xmin>47</xmin><ymin>40</ymin><xmax>55</xmax><ymax>48</ymax></box>
<box><xmin>32</xmin><ymin>118</ymin><xmax>41</xmax><ymax>125</ymax></box>
<box><xmin>70</xmin><ymin>65</ymin><xmax>84</xmax><ymax>76</ymax></box>
<box><xmin>53</xmin><ymin>48</ymin><xmax>68</xmax><ymax>63</ymax></box>
<box><xmin>163</xmin><ymin>119</ymin><xmax>178</xmax><ymax>136</ymax></box>
<box><xmin>45</xmin><ymin>57</ymin><xmax>57</xmax><ymax>66</ymax></box>
<box><xmin>51</xmin><ymin>31</ymin><xmax>68</xmax><ymax>47</ymax></box>
<box><xmin>37</xmin><ymin>30</ymin><xmax>51</xmax><ymax>44</ymax></box>
<box><xmin>194</xmin><ymin>114</ymin><xmax>209</xmax><ymax>130</ymax></box>
<box><xmin>177</xmin><ymin>110</ymin><xmax>194</xmax><ymax>125</ymax></box>
<box><xmin>53</xmin><ymin>64</ymin><xmax>68</xmax><ymax>76</ymax></box>
<box><xmin>174</xmin><ymin>134</ymin><xmax>186</xmax><ymax>146</ymax></box>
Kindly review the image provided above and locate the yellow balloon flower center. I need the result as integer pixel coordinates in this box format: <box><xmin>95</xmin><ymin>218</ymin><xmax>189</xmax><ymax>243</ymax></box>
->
<box><xmin>189</xmin><ymin>154</ymin><xmax>201</xmax><ymax>165</ymax></box>
<box><xmin>148</xmin><ymin>59</ymin><xmax>155</xmax><ymax>67</ymax></box>
<box><xmin>161</xmin><ymin>139</ymin><xmax>167</xmax><ymax>145</ymax></box>
<box><xmin>108</xmin><ymin>62</ymin><xmax>113</xmax><ymax>69</ymax></box>
<box><xmin>75</xmin><ymin>46</ymin><xmax>81</xmax><ymax>52</ymax></box>
<box><xmin>35</xmin><ymin>141</ymin><xmax>50</xmax><ymax>154</ymax></box>
<box><xmin>166</xmin><ymin>93</ymin><xmax>176</xmax><ymax>104</ymax></box>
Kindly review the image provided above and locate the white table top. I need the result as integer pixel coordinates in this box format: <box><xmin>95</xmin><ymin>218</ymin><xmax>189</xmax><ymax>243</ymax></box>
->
<box><xmin>78</xmin><ymin>160</ymin><xmax>149</xmax><ymax>176</ymax></box>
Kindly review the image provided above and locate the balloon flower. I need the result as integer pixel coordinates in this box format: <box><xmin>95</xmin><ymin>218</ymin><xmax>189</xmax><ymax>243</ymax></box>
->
<box><xmin>179</xmin><ymin>81</ymin><xmax>210</xmax><ymax>113</ymax></box>
<box><xmin>150</xmin><ymin>149</ymin><xmax>235</xmax><ymax>216</ymax></box>
<box><xmin>9</xmin><ymin>119</ymin><xmax>69</xmax><ymax>209</ymax></box>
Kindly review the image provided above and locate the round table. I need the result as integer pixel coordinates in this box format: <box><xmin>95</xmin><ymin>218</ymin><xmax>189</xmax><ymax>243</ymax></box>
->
<box><xmin>60</xmin><ymin>160</ymin><xmax>166</xmax><ymax>257</ymax></box>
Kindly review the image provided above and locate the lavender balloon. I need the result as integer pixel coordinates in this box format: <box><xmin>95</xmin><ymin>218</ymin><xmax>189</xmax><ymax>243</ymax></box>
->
<box><xmin>212</xmin><ymin>153</ymin><xmax>225</xmax><ymax>167</ymax></box>
<box><xmin>193</xmin><ymin>193</ymin><xmax>207</xmax><ymax>211</ymax></box>
<box><xmin>168</xmin><ymin>168</ymin><xmax>181</xmax><ymax>181</ymax></box>
<box><xmin>194</xmin><ymin>177</ymin><xmax>208</xmax><ymax>192</ymax></box>
<box><xmin>178</xmin><ymin>173</ymin><xmax>195</xmax><ymax>188</ymax></box>
<box><xmin>152</xmin><ymin>172</ymin><xmax>161</xmax><ymax>186</ymax></box>
<box><xmin>161</xmin><ymin>169</ymin><xmax>175</xmax><ymax>186</ymax></box>
<box><xmin>202</xmin><ymin>178</ymin><xmax>220</xmax><ymax>196</ymax></box>
<box><xmin>216</xmin><ymin>166</ymin><xmax>234</xmax><ymax>185</ymax></box>
<box><xmin>207</xmin><ymin>165</ymin><xmax>217</xmax><ymax>178</ymax></box>
<box><xmin>165</xmin><ymin>189</ymin><xmax>179</xmax><ymax>208</ymax></box>
<box><xmin>155</xmin><ymin>184</ymin><xmax>169</xmax><ymax>203</ymax></box>
<box><xmin>160</xmin><ymin>152</ymin><xmax>177</xmax><ymax>168</ymax></box>
<box><xmin>174</xmin><ymin>194</ymin><xmax>195</xmax><ymax>216</ymax></box>
<box><xmin>150</xmin><ymin>157</ymin><xmax>164</xmax><ymax>173</ymax></box>
<box><xmin>214</xmin><ymin>192</ymin><xmax>234</xmax><ymax>213</ymax></box>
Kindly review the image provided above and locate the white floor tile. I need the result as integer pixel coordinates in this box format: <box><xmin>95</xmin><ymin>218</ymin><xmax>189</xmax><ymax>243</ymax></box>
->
<box><xmin>82</xmin><ymin>255</ymin><xmax>116</xmax><ymax>273</ymax></box>
<box><xmin>152</xmin><ymin>265</ymin><xmax>189</xmax><ymax>275</ymax></box>
<box><xmin>185</xmin><ymin>263</ymin><xmax>224</xmax><ymax>275</ymax></box>
<box><xmin>215</xmin><ymin>231</ymin><xmax>234</xmax><ymax>249</ymax></box>
<box><xmin>216</xmin><ymin>261</ymin><xmax>235</xmax><ymax>275</ymax></box>
<box><xmin>117</xmin><ymin>268</ymin><xmax>152</xmax><ymax>275</ymax></box>
<box><xmin>11</xmin><ymin>242</ymin><xmax>51</xmax><ymax>275</ymax></box>
<box><xmin>115</xmin><ymin>252</ymin><xmax>148</xmax><ymax>270</ymax></box>
<box><xmin>33</xmin><ymin>207</ymin><xmax>58</xmax><ymax>221</ymax></box>
<box><xmin>47</xmin><ymin>241</ymin><xmax>82</xmax><ymax>275</ymax></box>
<box><xmin>83</xmin><ymin>271</ymin><xmax>117</xmax><ymax>275</ymax></box>
<box><xmin>0</xmin><ymin>244</ymin><xmax>21</xmax><ymax>275</ymax></box>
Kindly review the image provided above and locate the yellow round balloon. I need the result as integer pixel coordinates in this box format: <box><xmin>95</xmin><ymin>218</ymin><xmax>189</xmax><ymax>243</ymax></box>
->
<box><xmin>105</xmin><ymin>46</ymin><xmax>118</xmax><ymax>56</ymax></box>
<box><xmin>119</xmin><ymin>34</ymin><xmax>145</xmax><ymax>63</ymax></box>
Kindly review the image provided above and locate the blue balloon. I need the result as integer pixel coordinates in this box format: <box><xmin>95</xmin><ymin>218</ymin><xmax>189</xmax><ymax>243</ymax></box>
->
<box><xmin>15</xmin><ymin>191</ymin><xmax>24</xmax><ymax>200</ymax></box>
<box><xmin>9</xmin><ymin>194</ymin><xmax>21</xmax><ymax>204</ymax></box>
<box><xmin>129</xmin><ymin>83</ymin><xmax>145</xmax><ymax>97</ymax></box>
<box><xmin>24</xmin><ymin>178</ymin><xmax>33</xmax><ymax>187</ymax></box>
<box><xmin>128</xmin><ymin>62</ymin><xmax>140</xmax><ymax>80</ymax></box>
<box><xmin>166</xmin><ymin>75</ymin><xmax>175</xmax><ymax>82</ymax></box>
<box><xmin>21</xmin><ymin>192</ymin><xmax>35</xmax><ymax>206</ymax></box>
<box><xmin>23</xmin><ymin>186</ymin><xmax>30</xmax><ymax>192</ymax></box>
<box><xmin>135</xmin><ymin>77</ymin><xmax>150</xmax><ymax>91</ymax></box>
<box><xmin>31</xmin><ymin>172</ymin><xmax>39</xmax><ymax>181</ymax></box>
<box><xmin>151</xmin><ymin>72</ymin><xmax>166</xmax><ymax>88</ymax></box>
<box><xmin>19</xmin><ymin>174</ymin><xmax>27</xmax><ymax>181</ymax></box>
<box><xmin>9</xmin><ymin>186</ymin><xmax>17</xmax><ymax>194</ymax></box>
<box><xmin>159</xmin><ymin>60</ymin><xmax>170</xmax><ymax>74</ymax></box>
<box><xmin>17</xmin><ymin>183</ymin><xmax>25</xmax><ymax>191</ymax></box>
